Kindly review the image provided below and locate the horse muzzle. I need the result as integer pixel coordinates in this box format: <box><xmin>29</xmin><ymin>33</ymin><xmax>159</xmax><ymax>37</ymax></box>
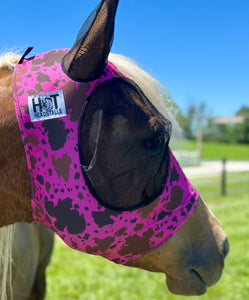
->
<box><xmin>126</xmin><ymin>197</ymin><xmax>229</xmax><ymax>296</ymax></box>
<box><xmin>166</xmin><ymin>237</ymin><xmax>229</xmax><ymax>295</ymax></box>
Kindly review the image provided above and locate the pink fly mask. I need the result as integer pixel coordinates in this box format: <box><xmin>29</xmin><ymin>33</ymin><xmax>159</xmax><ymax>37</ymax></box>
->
<box><xmin>12</xmin><ymin>0</ymin><xmax>198</xmax><ymax>264</ymax></box>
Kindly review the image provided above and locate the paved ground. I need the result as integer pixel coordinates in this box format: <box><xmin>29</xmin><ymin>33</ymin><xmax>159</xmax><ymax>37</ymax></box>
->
<box><xmin>183</xmin><ymin>160</ymin><xmax>249</xmax><ymax>179</ymax></box>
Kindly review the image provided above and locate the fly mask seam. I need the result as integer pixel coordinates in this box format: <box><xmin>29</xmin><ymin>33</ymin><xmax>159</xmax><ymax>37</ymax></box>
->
<box><xmin>81</xmin><ymin>109</ymin><xmax>103</xmax><ymax>172</ymax></box>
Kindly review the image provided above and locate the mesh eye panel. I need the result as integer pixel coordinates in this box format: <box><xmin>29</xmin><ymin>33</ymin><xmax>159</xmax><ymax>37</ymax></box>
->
<box><xmin>78</xmin><ymin>77</ymin><xmax>172</xmax><ymax>211</ymax></box>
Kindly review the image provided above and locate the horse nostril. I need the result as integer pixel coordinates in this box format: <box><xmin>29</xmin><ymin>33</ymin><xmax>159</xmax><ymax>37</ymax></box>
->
<box><xmin>223</xmin><ymin>238</ymin><xmax>230</xmax><ymax>258</ymax></box>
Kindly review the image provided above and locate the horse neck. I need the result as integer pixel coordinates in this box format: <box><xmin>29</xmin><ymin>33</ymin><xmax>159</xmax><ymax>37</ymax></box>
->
<box><xmin>0</xmin><ymin>68</ymin><xmax>32</xmax><ymax>227</ymax></box>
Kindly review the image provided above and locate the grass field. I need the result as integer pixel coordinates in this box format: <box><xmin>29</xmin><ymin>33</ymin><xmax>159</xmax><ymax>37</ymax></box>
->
<box><xmin>45</xmin><ymin>172</ymin><xmax>249</xmax><ymax>300</ymax></box>
<box><xmin>192</xmin><ymin>172</ymin><xmax>249</xmax><ymax>197</ymax></box>
<box><xmin>172</xmin><ymin>140</ymin><xmax>249</xmax><ymax>160</ymax></box>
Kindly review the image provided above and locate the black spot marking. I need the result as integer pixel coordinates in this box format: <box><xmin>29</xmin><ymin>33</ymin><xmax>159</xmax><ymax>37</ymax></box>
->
<box><xmin>172</xmin><ymin>216</ymin><xmax>178</xmax><ymax>223</ymax></box>
<box><xmin>92</xmin><ymin>211</ymin><xmax>115</xmax><ymax>228</ymax></box>
<box><xmin>42</xmin><ymin>119</ymin><xmax>70</xmax><ymax>151</ymax></box>
<box><xmin>186</xmin><ymin>203</ymin><xmax>193</xmax><ymax>212</ymax></box>
<box><xmin>45</xmin><ymin>198</ymin><xmax>86</xmax><ymax>234</ymax></box>
<box><xmin>74</xmin><ymin>173</ymin><xmax>80</xmax><ymax>180</ymax></box>
<box><xmin>36</xmin><ymin>175</ymin><xmax>44</xmax><ymax>185</ymax></box>
<box><xmin>24</xmin><ymin>121</ymin><xmax>35</xmax><ymax>129</ymax></box>
<box><xmin>170</xmin><ymin>165</ymin><xmax>180</xmax><ymax>185</ymax></box>
<box><xmin>130</xmin><ymin>218</ymin><xmax>137</xmax><ymax>224</ymax></box>
<box><xmin>157</xmin><ymin>210</ymin><xmax>171</xmax><ymax>221</ymax></box>
<box><xmin>84</xmin><ymin>233</ymin><xmax>90</xmax><ymax>240</ymax></box>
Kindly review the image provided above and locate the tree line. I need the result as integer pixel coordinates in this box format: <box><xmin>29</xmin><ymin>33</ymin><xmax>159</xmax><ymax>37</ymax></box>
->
<box><xmin>177</xmin><ymin>104</ymin><xmax>249</xmax><ymax>144</ymax></box>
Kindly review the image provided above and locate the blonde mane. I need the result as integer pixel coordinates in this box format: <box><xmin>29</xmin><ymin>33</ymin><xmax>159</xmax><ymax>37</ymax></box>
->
<box><xmin>108</xmin><ymin>53</ymin><xmax>180</xmax><ymax>139</ymax></box>
<box><xmin>0</xmin><ymin>52</ymin><xmax>20</xmax><ymax>70</ymax></box>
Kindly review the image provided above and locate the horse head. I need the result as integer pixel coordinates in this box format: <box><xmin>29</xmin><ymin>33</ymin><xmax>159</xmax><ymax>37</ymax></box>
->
<box><xmin>10</xmin><ymin>0</ymin><xmax>229</xmax><ymax>295</ymax></box>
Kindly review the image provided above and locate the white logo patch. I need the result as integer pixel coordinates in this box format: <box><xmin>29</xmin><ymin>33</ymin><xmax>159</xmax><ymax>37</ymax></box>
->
<box><xmin>28</xmin><ymin>90</ymin><xmax>66</xmax><ymax>122</ymax></box>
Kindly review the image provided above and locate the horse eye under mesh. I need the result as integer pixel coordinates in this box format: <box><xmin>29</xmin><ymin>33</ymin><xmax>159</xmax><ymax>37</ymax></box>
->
<box><xmin>78</xmin><ymin>78</ymin><xmax>171</xmax><ymax>211</ymax></box>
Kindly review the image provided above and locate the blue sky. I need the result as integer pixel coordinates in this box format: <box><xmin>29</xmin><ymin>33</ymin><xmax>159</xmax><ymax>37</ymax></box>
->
<box><xmin>1</xmin><ymin>0</ymin><xmax>248</xmax><ymax>117</ymax></box>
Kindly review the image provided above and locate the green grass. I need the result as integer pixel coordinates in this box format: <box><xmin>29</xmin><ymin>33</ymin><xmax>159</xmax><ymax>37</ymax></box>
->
<box><xmin>172</xmin><ymin>140</ymin><xmax>249</xmax><ymax>160</ymax></box>
<box><xmin>45</xmin><ymin>185</ymin><xmax>249</xmax><ymax>300</ymax></box>
<box><xmin>191</xmin><ymin>172</ymin><xmax>249</xmax><ymax>196</ymax></box>
<box><xmin>202</xmin><ymin>142</ymin><xmax>249</xmax><ymax>160</ymax></box>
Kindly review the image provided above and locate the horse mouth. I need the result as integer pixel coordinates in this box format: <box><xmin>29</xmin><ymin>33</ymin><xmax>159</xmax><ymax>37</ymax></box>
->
<box><xmin>165</xmin><ymin>271</ymin><xmax>207</xmax><ymax>296</ymax></box>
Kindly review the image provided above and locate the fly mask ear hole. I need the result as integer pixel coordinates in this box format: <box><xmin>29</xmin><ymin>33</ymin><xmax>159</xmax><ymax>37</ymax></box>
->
<box><xmin>61</xmin><ymin>0</ymin><xmax>119</xmax><ymax>82</ymax></box>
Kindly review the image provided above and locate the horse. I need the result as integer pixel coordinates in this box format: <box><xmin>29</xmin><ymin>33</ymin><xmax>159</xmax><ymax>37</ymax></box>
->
<box><xmin>0</xmin><ymin>222</ymin><xmax>54</xmax><ymax>300</ymax></box>
<box><xmin>0</xmin><ymin>0</ymin><xmax>229</xmax><ymax>298</ymax></box>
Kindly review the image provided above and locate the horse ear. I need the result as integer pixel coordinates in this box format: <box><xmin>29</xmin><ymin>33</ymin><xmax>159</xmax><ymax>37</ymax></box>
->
<box><xmin>61</xmin><ymin>0</ymin><xmax>119</xmax><ymax>82</ymax></box>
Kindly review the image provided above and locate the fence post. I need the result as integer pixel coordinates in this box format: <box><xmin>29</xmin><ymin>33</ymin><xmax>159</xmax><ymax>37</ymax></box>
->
<box><xmin>221</xmin><ymin>158</ymin><xmax>227</xmax><ymax>195</ymax></box>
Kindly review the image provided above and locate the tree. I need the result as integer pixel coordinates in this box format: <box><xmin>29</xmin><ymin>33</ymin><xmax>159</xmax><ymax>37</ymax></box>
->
<box><xmin>176</xmin><ymin>102</ymin><xmax>249</xmax><ymax>144</ymax></box>
<box><xmin>176</xmin><ymin>108</ymin><xmax>194</xmax><ymax>139</ymax></box>
<box><xmin>176</xmin><ymin>102</ymin><xmax>209</xmax><ymax>140</ymax></box>
<box><xmin>234</xmin><ymin>106</ymin><xmax>249</xmax><ymax>144</ymax></box>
